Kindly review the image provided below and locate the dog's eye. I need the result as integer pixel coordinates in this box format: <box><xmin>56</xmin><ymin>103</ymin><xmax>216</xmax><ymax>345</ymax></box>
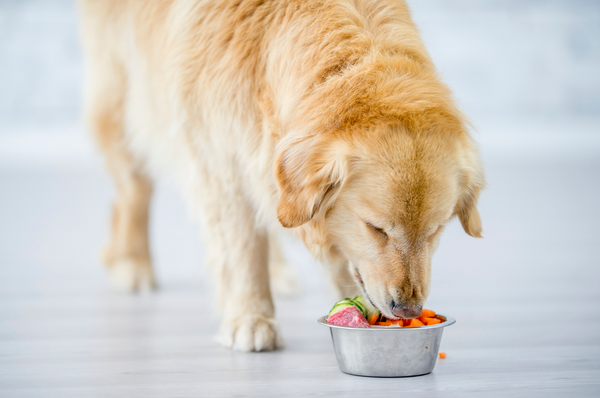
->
<box><xmin>365</xmin><ymin>221</ymin><xmax>388</xmax><ymax>239</ymax></box>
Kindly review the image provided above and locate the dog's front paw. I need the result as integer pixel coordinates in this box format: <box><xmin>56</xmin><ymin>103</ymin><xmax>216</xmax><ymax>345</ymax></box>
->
<box><xmin>106</xmin><ymin>257</ymin><xmax>157</xmax><ymax>292</ymax></box>
<box><xmin>217</xmin><ymin>315</ymin><xmax>283</xmax><ymax>352</ymax></box>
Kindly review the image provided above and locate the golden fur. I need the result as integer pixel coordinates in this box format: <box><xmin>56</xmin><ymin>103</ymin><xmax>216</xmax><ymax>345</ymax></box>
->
<box><xmin>78</xmin><ymin>0</ymin><xmax>484</xmax><ymax>351</ymax></box>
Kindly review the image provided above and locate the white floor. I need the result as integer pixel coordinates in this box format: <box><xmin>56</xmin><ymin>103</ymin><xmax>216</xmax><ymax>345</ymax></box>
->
<box><xmin>0</xmin><ymin>132</ymin><xmax>599</xmax><ymax>397</ymax></box>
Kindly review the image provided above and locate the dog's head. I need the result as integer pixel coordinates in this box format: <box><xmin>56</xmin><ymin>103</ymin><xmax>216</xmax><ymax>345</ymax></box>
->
<box><xmin>276</xmin><ymin>123</ymin><xmax>484</xmax><ymax>319</ymax></box>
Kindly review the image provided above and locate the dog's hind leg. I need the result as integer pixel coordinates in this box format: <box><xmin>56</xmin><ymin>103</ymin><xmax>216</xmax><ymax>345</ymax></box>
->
<box><xmin>82</xmin><ymin>41</ymin><xmax>156</xmax><ymax>292</ymax></box>
<box><xmin>100</xmin><ymin>147</ymin><xmax>155</xmax><ymax>293</ymax></box>
<box><xmin>268</xmin><ymin>234</ymin><xmax>301</xmax><ymax>297</ymax></box>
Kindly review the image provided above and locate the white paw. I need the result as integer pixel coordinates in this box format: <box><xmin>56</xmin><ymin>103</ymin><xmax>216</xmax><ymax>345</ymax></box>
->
<box><xmin>106</xmin><ymin>258</ymin><xmax>157</xmax><ymax>292</ymax></box>
<box><xmin>269</xmin><ymin>260</ymin><xmax>301</xmax><ymax>298</ymax></box>
<box><xmin>217</xmin><ymin>315</ymin><xmax>284</xmax><ymax>352</ymax></box>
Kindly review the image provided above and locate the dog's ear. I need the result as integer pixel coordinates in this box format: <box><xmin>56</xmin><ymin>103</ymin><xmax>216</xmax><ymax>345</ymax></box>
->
<box><xmin>457</xmin><ymin>165</ymin><xmax>484</xmax><ymax>238</ymax></box>
<box><xmin>457</xmin><ymin>194</ymin><xmax>482</xmax><ymax>238</ymax></box>
<box><xmin>275</xmin><ymin>134</ymin><xmax>347</xmax><ymax>228</ymax></box>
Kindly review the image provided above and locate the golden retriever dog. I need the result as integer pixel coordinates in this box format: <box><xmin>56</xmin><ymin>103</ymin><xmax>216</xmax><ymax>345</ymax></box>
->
<box><xmin>78</xmin><ymin>0</ymin><xmax>484</xmax><ymax>352</ymax></box>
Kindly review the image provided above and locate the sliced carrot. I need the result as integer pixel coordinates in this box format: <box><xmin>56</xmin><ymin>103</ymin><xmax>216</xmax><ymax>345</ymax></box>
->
<box><xmin>420</xmin><ymin>309</ymin><xmax>436</xmax><ymax>318</ymax></box>
<box><xmin>439</xmin><ymin>352</ymin><xmax>446</xmax><ymax>359</ymax></box>
<box><xmin>367</xmin><ymin>309</ymin><xmax>443</xmax><ymax>328</ymax></box>
<box><xmin>406</xmin><ymin>318</ymin><xmax>425</xmax><ymax>327</ymax></box>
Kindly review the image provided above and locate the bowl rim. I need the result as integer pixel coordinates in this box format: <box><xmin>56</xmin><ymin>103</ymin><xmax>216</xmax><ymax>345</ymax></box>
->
<box><xmin>317</xmin><ymin>314</ymin><xmax>456</xmax><ymax>330</ymax></box>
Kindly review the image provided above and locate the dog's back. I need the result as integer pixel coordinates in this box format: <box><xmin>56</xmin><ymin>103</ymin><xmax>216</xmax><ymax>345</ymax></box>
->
<box><xmin>78</xmin><ymin>0</ymin><xmax>437</xmax><ymax>195</ymax></box>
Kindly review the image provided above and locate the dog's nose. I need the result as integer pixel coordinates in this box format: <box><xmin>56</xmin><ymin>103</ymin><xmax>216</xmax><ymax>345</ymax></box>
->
<box><xmin>391</xmin><ymin>301</ymin><xmax>422</xmax><ymax>319</ymax></box>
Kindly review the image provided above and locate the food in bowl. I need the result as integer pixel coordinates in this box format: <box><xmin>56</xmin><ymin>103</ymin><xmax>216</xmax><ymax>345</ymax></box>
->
<box><xmin>327</xmin><ymin>296</ymin><xmax>446</xmax><ymax>328</ymax></box>
<box><xmin>319</xmin><ymin>302</ymin><xmax>456</xmax><ymax>377</ymax></box>
<box><xmin>327</xmin><ymin>305</ymin><xmax>371</xmax><ymax>327</ymax></box>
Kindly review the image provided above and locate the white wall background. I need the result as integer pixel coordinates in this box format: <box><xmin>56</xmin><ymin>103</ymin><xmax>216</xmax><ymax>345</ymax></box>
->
<box><xmin>1</xmin><ymin>1</ymin><xmax>599</xmax><ymax>166</ymax></box>
<box><xmin>1</xmin><ymin>0</ymin><xmax>599</xmax><ymax>139</ymax></box>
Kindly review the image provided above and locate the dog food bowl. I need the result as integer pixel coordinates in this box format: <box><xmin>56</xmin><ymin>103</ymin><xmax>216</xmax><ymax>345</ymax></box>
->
<box><xmin>318</xmin><ymin>314</ymin><xmax>455</xmax><ymax>377</ymax></box>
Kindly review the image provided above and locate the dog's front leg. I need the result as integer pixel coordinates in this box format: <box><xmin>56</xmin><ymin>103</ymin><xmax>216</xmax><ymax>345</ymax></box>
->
<box><xmin>327</xmin><ymin>258</ymin><xmax>361</xmax><ymax>300</ymax></box>
<box><xmin>205</xmin><ymin>190</ymin><xmax>282</xmax><ymax>352</ymax></box>
<box><xmin>216</xmin><ymin>230</ymin><xmax>282</xmax><ymax>352</ymax></box>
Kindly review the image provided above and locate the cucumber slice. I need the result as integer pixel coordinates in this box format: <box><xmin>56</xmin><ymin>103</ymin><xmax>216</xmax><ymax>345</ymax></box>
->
<box><xmin>349</xmin><ymin>299</ymin><xmax>367</xmax><ymax>318</ymax></box>
<box><xmin>352</xmin><ymin>295</ymin><xmax>380</xmax><ymax>319</ymax></box>
<box><xmin>336</xmin><ymin>297</ymin><xmax>366</xmax><ymax>317</ymax></box>
<box><xmin>328</xmin><ymin>303</ymin><xmax>355</xmax><ymax>317</ymax></box>
<box><xmin>328</xmin><ymin>298</ymin><xmax>367</xmax><ymax>318</ymax></box>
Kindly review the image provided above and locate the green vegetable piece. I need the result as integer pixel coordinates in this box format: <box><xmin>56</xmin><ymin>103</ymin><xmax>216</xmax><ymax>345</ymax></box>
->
<box><xmin>328</xmin><ymin>297</ymin><xmax>367</xmax><ymax>318</ymax></box>
<box><xmin>352</xmin><ymin>295</ymin><xmax>380</xmax><ymax>319</ymax></box>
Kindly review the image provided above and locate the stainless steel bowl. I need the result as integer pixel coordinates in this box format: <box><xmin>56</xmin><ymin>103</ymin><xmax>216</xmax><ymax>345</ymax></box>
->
<box><xmin>318</xmin><ymin>314</ymin><xmax>455</xmax><ymax>377</ymax></box>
